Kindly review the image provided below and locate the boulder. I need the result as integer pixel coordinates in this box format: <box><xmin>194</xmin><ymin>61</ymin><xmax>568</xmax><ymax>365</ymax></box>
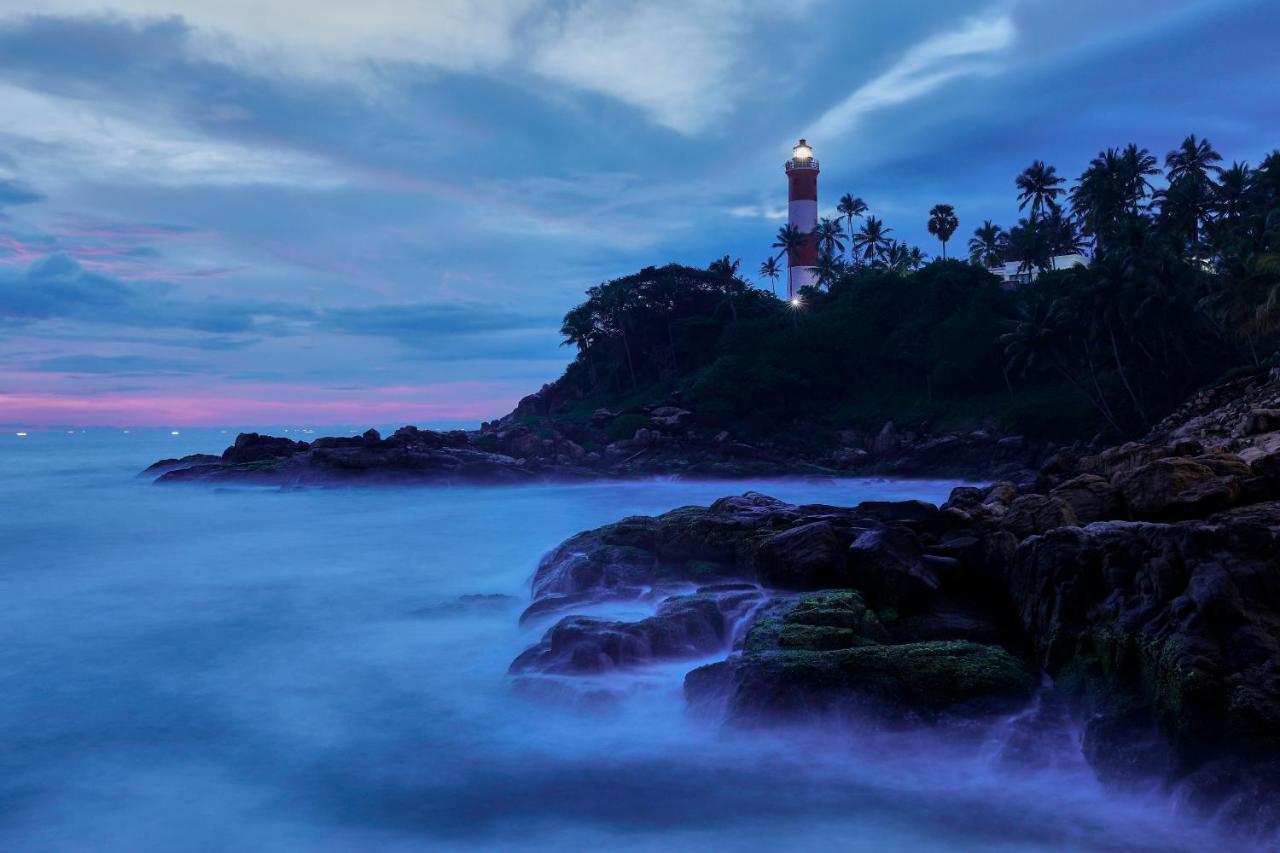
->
<box><xmin>1002</xmin><ymin>494</ymin><xmax>1078</xmax><ymax>539</ymax></box>
<box><xmin>754</xmin><ymin>522</ymin><xmax>849</xmax><ymax>590</ymax></box>
<box><xmin>512</xmin><ymin>595</ymin><xmax>732</xmax><ymax>674</ymax></box>
<box><xmin>220</xmin><ymin>432</ymin><xmax>307</xmax><ymax>464</ymax></box>
<box><xmin>943</xmin><ymin>486</ymin><xmax>984</xmax><ymax>511</ymax></box>
<box><xmin>1112</xmin><ymin>457</ymin><xmax>1223</xmax><ymax>520</ymax></box>
<box><xmin>687</xmin><ymin>641</ymin><xmax>1035</xmax><ymax>725</ymax></box>
<box><xmin>872</xmin><ymin>421</ymin><xmax>898</xmax><ymax>454</ymax></box>
<box><xmin>1049</xmin><ymin>474</ymin><xmax>1124</xmax><ymax>524</ymax></box>
<box><xmin>846</xmin><ymin>526</ymin><xmax>940</xmax><ymax>612</ymax></box>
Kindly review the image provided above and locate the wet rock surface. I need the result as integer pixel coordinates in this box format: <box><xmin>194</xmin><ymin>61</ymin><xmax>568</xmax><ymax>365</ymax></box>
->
<box><xmin>508</xmin><ymin>375</ymin><xmax>1280</xmax><ymax>836</ymax></box>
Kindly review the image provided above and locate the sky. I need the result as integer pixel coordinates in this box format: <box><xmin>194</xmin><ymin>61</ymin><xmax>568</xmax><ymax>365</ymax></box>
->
<box><xmin>1</xmin><ymin>0</ymin><xmax>1278</xmax><ymax>428</ymax></box>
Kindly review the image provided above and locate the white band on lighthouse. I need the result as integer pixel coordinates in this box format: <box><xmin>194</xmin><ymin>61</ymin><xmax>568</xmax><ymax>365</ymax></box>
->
<box><xmin>787</xmin><ymin>200</ymin><xmax>817</xmax><ymax>231</ymax></box>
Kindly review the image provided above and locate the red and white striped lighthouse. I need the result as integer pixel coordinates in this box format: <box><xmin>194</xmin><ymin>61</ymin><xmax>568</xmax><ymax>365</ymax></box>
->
<box><xmin>785</xmin><ymin>138</ymin><xmax>819</xmax><ymax>300</ymax></box>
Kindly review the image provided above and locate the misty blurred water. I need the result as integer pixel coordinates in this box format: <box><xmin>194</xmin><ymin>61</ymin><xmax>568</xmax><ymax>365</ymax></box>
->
<box><xmin>0</xmin><ymin>429</ymin><xmax>1252</xmax><ymax>851</ymax></box>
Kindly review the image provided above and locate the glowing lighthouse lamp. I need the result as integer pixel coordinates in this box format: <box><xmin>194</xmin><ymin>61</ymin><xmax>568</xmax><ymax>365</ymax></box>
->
<box><xmin>785</xmin><ymin>137</ymin><xmax>820</xmax><ymax>302</ymax></box>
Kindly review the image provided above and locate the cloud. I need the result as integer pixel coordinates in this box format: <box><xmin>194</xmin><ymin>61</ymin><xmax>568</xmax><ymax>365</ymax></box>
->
<box><xmin>23</xmin><ymin>353</ymin><xmax>206</xmax><ymax>375</ymax></box>
<box><xmin>321</xmin><ymin>303</ymin><xmax>556</xmax><ymax>342</ymax></box>
<box><xmin>4</xmin><ymin>2</ymin><xmax>538</xmax><ymax>76</ymax></box>
<box><xmin>0</xmin><ymin>253</ymin><xmax>561</xmax><ymax>362</ymax></box>
<box><xmin>527</xmin><ymin>0</ymin><xmax>755</xmax><ymax>133</ymax></box>
<box><xmin>0</xmin><ymin>178</ymin><xmax>43</xmax><ymax>206</ymax></box>
<box><xmin>0</xmin><ymin>252</ymin><xmax>305</xmax><ymax>333</ymax></box>
<box><xmin>727</xmin><ymin>204</ymin><xmax>788</xmax><ymax>221</ymax></box>
<box><xmin>811</xmin><ymin>13</ymin><xmax>1016</xmax><ymax>140</ymax></box>
<box><xmin>0</xmin><ymin>82</ymin><xmax>344</xmax><ymax>190</ymax></box>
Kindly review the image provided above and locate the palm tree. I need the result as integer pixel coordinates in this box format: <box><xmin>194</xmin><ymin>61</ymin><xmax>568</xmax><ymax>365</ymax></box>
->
<box><xmin>852</xmin><ymin>216</ymin><xmax>893</xmax><ymax>266</ymax></box>
<box><xmin>814</xmin><ymin>251</ymin><xmax>845</xmax><ymax>289</ymax></box>
<box><xmin>1165</xmin><ymin>134</ymin><xmax>1223</xmax><ymax>186</ymax></box>
<box><xmin>1119</xmin><ymin>143</ymin><xmax>1160</xmax><ymax>212</ymax></box>
<box><xmin>968</xmin><ymin>220</ymin><xmax>1007</xmax><ymax>268</ymax></box>
<box><xmin>1042</xmin><ymin>207</ymin><xmax>1087</xmax><ymax>266</ymax></box>
<box><xmin>772</xmin><ymin>224</ymin><xmax>805</xmax><ymax>265</ymax></box>
<box><xmin>1000</xmin><ymin>297</ymin><xmax>1124</xmax><ymax>434</ymax></box>
<box><xmin>708</xmin><ymin>255</ymin><xmax>740</xmax><ymax>279</ymax></box>
<box><xmin>758</xmin><ymin>256</ymin><xmax>781</xmax><ymax>297</ymax></box>
<box><xmin>907</xmin><ymin>245</ymin><xmax>927</xmax><ymax>271</ymax></box>
<box><xmin>836</xmin><ymin>194</ymin><xmax>867</xmax><ymax>262</ymax></box>
<box><xmin>1214</xmin><ymin>161</ymin><xmax>1252</xmax><ymax>224</ymax></box>
<box><xmin>927</xmin><ymin>204</ymin><xmax>959</xmax><ymax>258</ymax></box>
<box><xmin>815</xmin><ymin>217</ymin><xmax>847</xmax><ymax>260</ymax></box>
<box><xmin>1016</xmin><ymin>160</ymin><xmax>1066</xmax><ymax>223</ymax></box>
<box><xmin>708</xmin><ymin>255</ymin><xmax>742</xmax><ymax>323</ymax></box>
<box><xmin>1006</xmin><ymin>217</ymin><xmax>1051</xmax><ymax>277</ymax></box>
<box><xmin>883</xmin><ymin>241</ymin><xmax>910</xmax><ymax>273</ymax></box>
<box><xmin>1161</xmin><ymin>134</ymin><xmax>1224</xmax><ymax>251</ymax></box>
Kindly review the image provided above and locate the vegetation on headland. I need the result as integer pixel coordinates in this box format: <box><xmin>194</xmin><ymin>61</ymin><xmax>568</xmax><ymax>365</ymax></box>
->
<box><xmin>554</xmin><ymin>135</ymin><xmax>1280</xmax><ymax>442</ymax></box>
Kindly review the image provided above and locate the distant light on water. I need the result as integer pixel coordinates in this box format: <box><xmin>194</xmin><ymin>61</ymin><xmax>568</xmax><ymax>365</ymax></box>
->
<box><xmin>15</xmin><ymin>432</ymin><xmax>27</xmax><ymax>437</ymax></box>
<box><xmin>170</xmin><ymin>430</ymin><xmax>180</xmax><ymax>436</ymax></box>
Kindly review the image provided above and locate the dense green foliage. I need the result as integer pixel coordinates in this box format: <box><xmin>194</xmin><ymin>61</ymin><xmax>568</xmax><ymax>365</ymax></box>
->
<box><xmin>554</xmin><ymin>135</ymin><xmax>1280</xmax><ymax>442</ymax></box>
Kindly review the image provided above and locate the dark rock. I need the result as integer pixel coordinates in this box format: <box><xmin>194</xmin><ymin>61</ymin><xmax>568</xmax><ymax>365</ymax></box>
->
<box><xmin>1049</xmin><ymin>474</ymin><xmax>1124</xmax><ymax>524</ymax></box>
<box><xmin>1112</xmin><ymin>457</ymin><xmax>1222</xmax><ymax>520</ymax></box>
<box><xmin>846</xmin><ymin>526</ymin><xmax>940</xmax><ymax>612</ymax></box>
<box><xmin>853</xmin><ymin>499</ymin><xmax>944</xmax><ymax>533</ymax></box>
<box><xmin>943</xmin><ymin>486</ymin><xmax>984</xmax><ymax>511</ymax></box>
<box><xmin>1002</xmin><ymin>494</ymin><xmax>1078</xmax><ymax>539</ymax></box>
<box><xmin>689</xmin><ymin>641</ymin><xmax>1035</xmax><ymax>725</ymax></box>
<box><xmin>141</xmin><ymin>453</ymin><xmax>221</xmax><ymax>474</ymax></box>
<box><xmin>220</xmin><ymin>432</ymin><xmax>307</xmax><ymax>464</ymax></box>
<box><xmin>755</xmin><ymin>521</ymin><xmax>848</xmax><ymax>590</ymax></box>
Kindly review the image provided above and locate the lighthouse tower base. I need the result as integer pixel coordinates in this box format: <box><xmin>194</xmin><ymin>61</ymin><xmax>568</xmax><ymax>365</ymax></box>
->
<box><xmin>789</xmin><ymin>266</ymin><xmax>818</xmax><ymax>300</ymax></box>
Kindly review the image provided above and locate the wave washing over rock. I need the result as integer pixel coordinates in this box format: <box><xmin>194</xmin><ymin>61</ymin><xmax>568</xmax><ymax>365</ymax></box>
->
<box><xmin>510</xmin><ymin>374</ymin><xmax>1280</xmax><ymax>841</ymax></box>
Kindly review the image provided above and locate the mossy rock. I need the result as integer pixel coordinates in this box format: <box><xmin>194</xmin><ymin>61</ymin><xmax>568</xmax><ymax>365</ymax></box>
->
<box><xmin>777</xmin><ymin>624</ymin><xmax>871</xmax><ymax>651</ymax></box>
<box><xmin>712</xmin><ymin>640</ymin><xmax>1036</xmax><ymax>723</ymax></box>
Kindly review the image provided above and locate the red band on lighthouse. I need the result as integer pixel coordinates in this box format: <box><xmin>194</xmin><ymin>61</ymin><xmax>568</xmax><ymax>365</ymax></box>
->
<box><xmin>785</xmin><ymin>138</ymin><xmax>819</xmax><ymax>300</ymax></box>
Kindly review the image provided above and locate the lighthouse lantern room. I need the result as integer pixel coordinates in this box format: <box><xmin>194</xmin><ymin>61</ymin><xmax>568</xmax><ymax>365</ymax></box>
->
<box><xmin>785</xmin><ymin>138</ymin><xmax>819</xmax><ymax>300</ymax></box>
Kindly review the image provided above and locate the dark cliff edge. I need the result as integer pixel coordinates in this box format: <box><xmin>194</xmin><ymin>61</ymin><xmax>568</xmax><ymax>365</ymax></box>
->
<box><xmin>507</xmin><ymin>373</ymin><xmax>1280</xmax><ymax>839</ymax></box>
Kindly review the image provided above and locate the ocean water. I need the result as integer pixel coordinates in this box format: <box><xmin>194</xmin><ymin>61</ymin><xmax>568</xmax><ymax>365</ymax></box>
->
<box><xmin>0</xmin><ymin>429</ymin><xmax>1254</xmax><ymax>851</ymax></box>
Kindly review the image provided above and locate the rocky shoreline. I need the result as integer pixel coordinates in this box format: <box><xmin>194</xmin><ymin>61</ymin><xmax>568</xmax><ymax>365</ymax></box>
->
<box><xmin>144</xmin><ymin>392</ymin><xmax>1042</xmax><ymax>485</ymax></box>
<box><xmin>509</xmin><ymin>374</ymin><xmax>1280</xmax><ymax>837</ymax></box>
<box><xmin>144</xmin><ymin>372</ymin><xmax>1280</xmax><ymax>834</ymax></box>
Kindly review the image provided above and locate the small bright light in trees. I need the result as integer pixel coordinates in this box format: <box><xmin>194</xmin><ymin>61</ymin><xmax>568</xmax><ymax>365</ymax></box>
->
<box><xmin>790</xmin><ymin>298</ymin><xmax>801</xmax><ymax>307</ymax></box>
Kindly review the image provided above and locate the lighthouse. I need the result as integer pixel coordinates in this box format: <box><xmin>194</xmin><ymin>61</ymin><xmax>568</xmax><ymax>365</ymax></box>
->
<box><xmin>785</xmin><ymin>138</ymin><xmax>819</xmax><ymax>299</ymax></box>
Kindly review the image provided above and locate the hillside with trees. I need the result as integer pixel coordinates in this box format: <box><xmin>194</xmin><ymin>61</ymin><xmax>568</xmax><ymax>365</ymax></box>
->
<box><xmin>544</xmin><ymin>134</ymin><xmax>1280</xmax><ymax>445</ymax></box>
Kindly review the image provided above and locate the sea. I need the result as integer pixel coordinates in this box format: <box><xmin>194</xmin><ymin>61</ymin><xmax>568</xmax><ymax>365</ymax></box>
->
<box><xmin>0</xmin><ymin>428</ymin><xmax>1255</xmax><ymax>851</ymax></box>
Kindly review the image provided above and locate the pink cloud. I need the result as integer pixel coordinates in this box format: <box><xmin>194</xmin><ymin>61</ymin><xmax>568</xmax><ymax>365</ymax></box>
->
<box><xmin>0</xmin><ymin>217</ymin><xmax>237</xmax><ymax>281</ymax></box>
<box><xmin>0</xmin><ymin>380</ymin><xmax>524</xmax><ymax>427</ymax></box>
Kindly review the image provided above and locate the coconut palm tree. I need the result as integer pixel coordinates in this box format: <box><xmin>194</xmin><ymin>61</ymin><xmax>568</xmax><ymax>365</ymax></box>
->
<box><xmin>758</xmin><ymin>256</ymin><xmax>781</xmax><ymax>297</ymax></box>
<box><xmin>907</xmin><ymin>245</ymin><xmax>928</xmax><ymax>271</ymax></box>
<box><xmin>852</xmin><ymin>216</ymin><xmax>893</xmax><ymax>266</ymax></box>
<box><xmin>772</xmin><ymin>224</ymin><xmax>805</xmax><ymax>265</ymax></box>
<box><xmin>1042</xmin><ymin>207</ymin><xmax>1088</xmax><ymax>266</ymax></box>
<box><xmin>1119</xmin><ymin>143</ymin><xmax>1160</xmax><ymax>211</ymax></box>
<box><xmin>815</xmin><ymin>217</ymin><xmax>846</xmax><ymax>260</ymax></box>
<box><xmin>968</xmin><ymin>220</ymin><xmax>1007</xmax><ymax>268</ymax></box>
<box><xmin>836</xmin><ymin>194</ymin><xmax>867</xmax><ymax>262</ymax></box>
<box><xmin>883</xmin><ymin>241</ymin><xmax>911</xmax><ymax>273</ymax></box>
<box><xmin>1000</xmin><ymin>297</ymin><xmax>1124</xmax><ymax>434</ymax></box>
<box><xmin>1006</xmin><ymin>218</ymin><xmax>1051</xmax><ymax>277</ymax></box>
<box><xmin>927</xmin><ymin>204</ymin><xmax>959</xmax><ymax>258</ymax></box>
<box><xmin>1165</xmin><ymin>134</ymin><xmax>1223</xmax><ymax>186</ymax></box>
<box><xmin>1016</xmin><ymin>160</ymin><xmax>1066</xmax><ymax>223</ymax></box>
<box><xmin>814</xmin><ymin>251</ymin><xmax>845</xmax><ymax>289</ymax></box>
